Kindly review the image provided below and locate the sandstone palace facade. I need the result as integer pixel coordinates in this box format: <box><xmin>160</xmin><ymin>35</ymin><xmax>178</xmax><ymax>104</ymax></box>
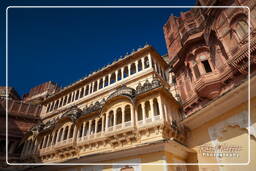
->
<box><xmin>2</xmin><ymin>0</ymin><xmax>256</xmax><ymax>171</ymax></box>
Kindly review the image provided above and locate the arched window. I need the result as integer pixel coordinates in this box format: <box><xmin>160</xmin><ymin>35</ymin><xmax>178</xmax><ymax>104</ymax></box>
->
<box><xmin>108</xmin><ymin>111</ymin><xmax>114</xmax><ymax>127</ymax></box>
<box><xmin>116</xmin><ymin>108</ymin><xmax>122</xmax><ymax>124</ymax></box>
<box><xmin>63</xmin><ymin>96</ymin><xmax>67</xmax><ymax>106</ymax></box>
<box><xmin>153</xmin><ymin>98</ymin><xmax>160</xmax><ymax>116</ymax></box>
<box><xmin>130</xmin><ymin>63</ymin><xmax>136</xmax><ymax>75</ymax></box>
<box><xmin>59</xmin><ymin>98</ymin><xmax>63</xmax><ymax>107</ymax></box>
<box><xmin>79</xmin><ymin>124</ymin><xmax>83</xmax><ymax>138</ymax></box>
<box><xmin>97</xmin><ymin>119</ymin><xmax>102</xmax><ymax>132</ymax></box>
<box><xmin>63</xmin><ymin>126</ymin><xmax>68</xmax><ymax>140</ymax></box>
<box><xmin>90</xmin><ymin>120</ymin><xmax>95</xmax><ymax>134</ymax></box>
<box><xmin>138</xmin><ymin>60</ymin><xmax>142</xmax><ymax>71</ymax></box>
<box><xmin>145</xmin><ymin>101</ymin><xmax>151</xmax><ymax>118</ymax></box>
<box><xmin>110</xmin><ymin>73</ymin><xmax>116</xmax><ymax>84</ymax></box>
<box><xmin>93</xmin><ymin>81</ymin><xmax>98</xmax><ymax>92</ymax></box>
<box><xmin>85</xmin><ymin>85</ymin><xmax>89</xmax><ymax>96</ymax></box>
<box><xmin>234</xmin><ymin>20</ymin><xmax>248</xmax><ymax>40</ymax></box>
<box><xmin>137</xmin><ymin>104</ymin><xmax>143</xmax><ymax>121</ymax></box>
<box><xmin>125</xmin><ymin>105</ymin><xmax>131</xmax><ymax>122</ymax></box>
<box><xmin>124</xmin><ymin>66</ymin><xmax>129</xmax><ymax>78</ymax></box>
<box><xmin>54</xmin><ymin>100</ymin><xmax>59</xmax><ymax>109</ymax></box>
<box><xmin>105</xmin><ymin>75</ymin><xmax>109</xmax><ymax>87</ymax></box>
<box><xmin>99</xmin><ymin>79</ymin><xmax>103</xmax><ymax>89</ymax></box>
<box><xmin>69</xmin><ymin>125</ymin><xmax>74</xmax><ymax>139</ymax></box>
<box><xmin>144</xmin><ymin>56</ymin><xmax>149</xmax><ymax>68</ymax></box>
<box><xmin>117</xmin><ymin>69</ymin><xmax>122</xmax><ymax>81</ymax></box>
<box><xmin>58</xmin><ymin>128</ymin><xmax>63</xmax><ymax>142</ymax></box>
<box><xmin>80</xmin><ymin>88</ymin><xmax>84</xmax><ymax>98</ymax></box>
<box><xmin>52</xmin><ymin>131</ymin><xmax>57</xmax><ymax>145</ymax></box>
<box><xmin>75</xmin><ymin>90</ymin><xmax>79</xmax><ymax>100</ymax></box>
<box><xmin>68</xmin><ymin>94</ymin><xmax>72</xmax><ymax>103</ymax></box>
<box><xmin>84</xmin><ymin>122</ymin><xmax>89</xmax><ymax>136</ymax></box>
<box><xmin>90</xmin><ymin>83</ymin><xmax>93</xmax><ymax>94</ymax></box>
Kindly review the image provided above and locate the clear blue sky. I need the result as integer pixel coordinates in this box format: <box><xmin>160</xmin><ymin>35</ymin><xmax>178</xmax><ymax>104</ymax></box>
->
<box><xmin>0</xmin><ymin>0</ymin><xmax>195</xmax><ymax>96</ymax></box>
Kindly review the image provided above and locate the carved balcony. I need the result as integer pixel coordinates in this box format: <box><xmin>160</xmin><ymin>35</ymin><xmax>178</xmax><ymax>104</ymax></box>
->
<box><xmin>194</xmin><ymin>72</ymin><xmax>222</xmax><ymax>99</ymax></box>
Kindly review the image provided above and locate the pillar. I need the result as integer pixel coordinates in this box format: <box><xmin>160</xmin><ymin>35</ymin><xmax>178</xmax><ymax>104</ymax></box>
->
<box><xmin>105</xmin><ymin>113</ymin><xmax>109</xmax><ymax>131</ymax></box>
<box><xmin>108</xmin><ymin>74</ymin><xmax>111</xmax><ymax>84</ymax></box>
<box><xmin>88</xmin><ymin>120</ymin><xmax>92</xmax><ymax>135</ymax></box>
<box><xmin>102</xmin><ymin>115</ymin><xmax>105</xmax><ymax>132</ymax></box>
<box><xmin>72</xmin><ymin>125</ymin><xmax>78</xmax><ymax>142</ymax></box>
<box><xmin>103</xmin><ymin>77</ymin><xmax>106</xmax><ymax>88</ymax></box>
<box><xmin>67</xmin><ymin>126</ymin><xmax>71</xmax><ymax>139</ymax></box>
<box><xmin>115</xmin><ymin>70</ymin><xmax>118</xmax><ymax>81</ymax></box>
<box><xmin>122</xmin><ymin>107</ymin><xmax>125</xmax><ymax>127</ymax></box>
<box><xmin>56</xmin><ymin>129</ymin><xmax>60</xmax><ymax>144</ymax></box>
<box><xmin>148</xmin><ymin>53</ymin><xmax>153</xmax><ymax>68</ymax></box>
<box><xmin>95</xmin><ymin>119</ymin><xmax>98</xmax><ymax>133</ymax></box>
<box><xmin>61</xmin><ymin>128</ymin><xmax>65</xmax><ymax>141</ymax></box>
<box><xmin>128</xmin><ymin>64</ymin><xmax>131</xmax><ymax>76</ymax></box>
<box><xmin>142</xmin><ymin>57</ymin><xmax>145</xmax><ymax>70</ymax></box>
<box><xmin>150</xmin><ymin>99</ymin><xmax>155</xmax><ymax>120</ymax></box>
<box><xmin>82</xmin><ymin>122</ymin><xmax>85</xmax><ymax>137</ymax></box>
<box><xmin>157</xmin><ymin>96</ymin><xmax>165</xmax><ymax>122</ymax></box>
<box><xmin>141</xmin><ymin>102</ymin><xmax>146</xmax><ymax>123</ymax></box>
<box><xmin>131</xmin><ymin>105</ymin><xmax>135</xmax><ymax>126</ymax></box>
<box><xmin>113</xmin><ymin>110</ymin><xmax>117</xmax><ymax>129</ymax></box>
<box><xmin>121</xmin><ymin>67</ymin><xmax>124</xmax><ymax>79</ymax></box>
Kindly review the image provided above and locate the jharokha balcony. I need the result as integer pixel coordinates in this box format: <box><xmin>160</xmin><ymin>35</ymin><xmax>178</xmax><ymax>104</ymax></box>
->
<box><xmin>20</xmin><ymin>77</ymin><xmax>186</xmax><ymax>163</ymax></box>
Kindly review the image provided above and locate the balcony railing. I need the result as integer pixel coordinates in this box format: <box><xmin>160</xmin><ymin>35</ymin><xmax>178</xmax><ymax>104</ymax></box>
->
<box><xmin>34</xmin><ymin>116</ymin><xmax>163</xmax><ymax>158</ymax></box>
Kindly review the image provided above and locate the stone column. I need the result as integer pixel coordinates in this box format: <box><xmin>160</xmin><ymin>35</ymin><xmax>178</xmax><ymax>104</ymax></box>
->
<box><xmin>141</xmin><ymin>102</ymin><xmax>146</xmax><ymax>124</ymax></box>
<box><xmin>88</xmin><ymin>120</ymin><xmax>92</xmax><ymax>135</ymax></box>
<box><xmin>51</xmin><ymin>131</ymin><xmax>55</xmax><ymax>146</ymax></box>
<box><xmin>122</xmin><ymin>107</ymin><xmax>125</xmax><ymax>127</ymax></box>
<box><xmin>157</xmin><ymin>96</ymin><xmax>165</xmax><ymax>122</ymax></box>
<box><xmin>61</xmin><ymin>128</ymin><xmax>65</xmax><ymax>141</ymax></box>
<box><xmin>56</xmin><ymin>129</ymin><xmax>60</xmax><ymax>144</ymax></box>
<box><xmin>113</xmin><ymin>110</ymin><xmax>117</xmax><ymax>130</ymax></box>
<box><xmin>95</xmin><ymin>119</ymin><xmax>98</xmax><ymax>133</ymax></box>
<box><xmin>82</xmin><ymin>122</ymin><xmax>85</xmax><ymax>137</ymax></box>
<box><xmin>131</xmin><ymin>105</ymin><xmax>135</xmax><ymax>126</ymax></box>
<box><xmin>88</xmin><ymin>84</ymin><xmax>91</xmax><ymax>94</ymax></box>
<box><xmin>150</xmin><ymin>99</ymin><xmax>155</xmax><ymax>120</ymax></box>
<box><xmin>148</xmin><ymin>53</ymin><xmax>153</xmax><ymax>68</ymax></box>
<box><xmin>105</xmin><ymin>113</ymin><xmax>109</xmax><ymax>131</ymax></box>
<box><xmin>128</xmin><ymin>64</ymin><xmax>131</xmax><ymax>76</ymax></box>
<box><xmin>72</xmin><ymin>125</ymin><xmax>78</xmax><ymax>142</ymax></box>
<box><xmin>121</xmin><ymin>67</ymin><xmax>124</xmax><ymax>79</ymax></box>
<box><xmin>115</xmin><ymin>70</ymin><xmax>118</xmax><ymax>81</ymax></box>
<box><xmin>67</xmin><ymin>126</ymin><xmax>71</xmax><ymax>139</ymax></box>
<box><xmin>98</xmin><ymin>79</ymin><xmax>101</xmax><ymax>90</ymax></box>
<box><xmin>103</xmin><ymin>77</ymin><xmax>106</xmax><ymax>88</ymax></box>
<box><xmin>102</xmin><ymin>116</ymin><xmax>105</xmax><ymax>132</ymax></box>
<box><xmin>108</xmin><ymin>74</ymin><xmax>111</xmax><ymax>84</ymax></box>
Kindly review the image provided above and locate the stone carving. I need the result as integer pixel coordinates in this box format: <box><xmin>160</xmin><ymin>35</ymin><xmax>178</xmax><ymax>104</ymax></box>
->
<box><xmin>61</xmin><ymin>105</ymin><xmax>82</xmax><ymax>122</ymax></box>
<box><xmin>136</xmin><ymin>77</ymin><xmax>161</xmax><ymax>95</ymax></box>
<box><xmin>107</xmin><ymin>85</ymin><xmax>136</xmax><ymax>100</ymax></box>
<box><xmin>82</xmin><ymin>100</ymin><xmax>105</xmax><ymax>115</ymax></box>
<box><xmin>28</xmin><ymin>106</ymin><xmax>82</xmax><ymax>135</ymax></box>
